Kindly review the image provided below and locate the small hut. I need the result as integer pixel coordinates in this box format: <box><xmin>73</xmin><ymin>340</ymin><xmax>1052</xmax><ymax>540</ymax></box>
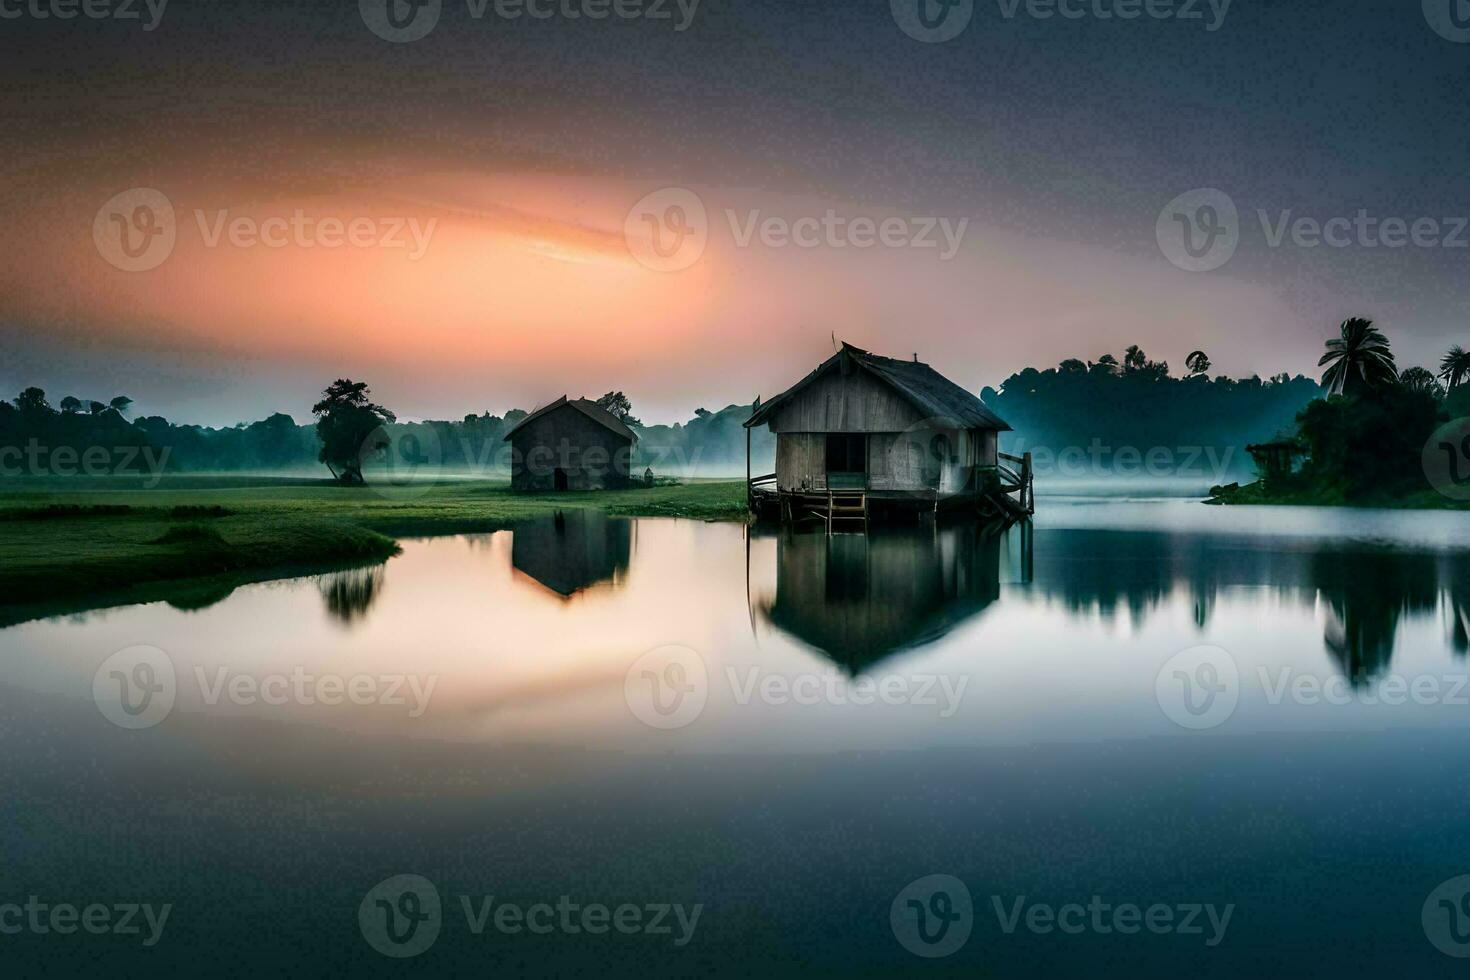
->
<box><xmin>504</xmin><ymin>396</ymin><xmax>637</xmax><ymax>492</ymax></box>
<box><xmin>744</xmin><ymin>343</ymin><xmax>1029</xmax><ymax>525</ymax></box>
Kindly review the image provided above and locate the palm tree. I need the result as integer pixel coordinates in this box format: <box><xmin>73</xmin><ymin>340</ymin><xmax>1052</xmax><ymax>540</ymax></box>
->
<box><xmin>1185</xmin><ymin>350</ymin><xmax>1211</xmax><ymax>376</ymax></box>
<box><xmin>1318</xmin><ymin>317</ymin><xmax>1397</xmax><ymax>396</ymax></box>
<box><xmin>1440</xmin><ymin>345</ymin><xmax>1470</xmax><ymax>390</ymax></box>
<box><xmin>1399</xmin><ymin>366</ymin><xmax>1444</xmax><ymax>400</ymax></box>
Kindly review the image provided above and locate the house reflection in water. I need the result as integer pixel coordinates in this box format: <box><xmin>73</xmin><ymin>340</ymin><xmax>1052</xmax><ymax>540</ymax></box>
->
<box><xmin>511</xmin><ymin>510</ymin><xmax>633</xmax><ymax>599</ymax></box>
<box><xmin>754</xmin><ymin>522</ymin><xmax>1028</xmax><ymax>673</ymax></box>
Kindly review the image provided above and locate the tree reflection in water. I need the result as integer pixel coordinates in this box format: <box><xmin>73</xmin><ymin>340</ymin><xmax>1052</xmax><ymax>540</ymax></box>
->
<box><xmin>318</xmin><ymin>564</ymin><xmax>387</xmax><ymax>625</ymax></box>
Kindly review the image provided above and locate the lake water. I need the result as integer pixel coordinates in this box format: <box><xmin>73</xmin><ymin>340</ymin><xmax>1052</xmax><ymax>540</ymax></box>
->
<box><xmin>4</xmin><ymin>499</ymin><xmax>1470</xmax><ymax>975</ymax></box>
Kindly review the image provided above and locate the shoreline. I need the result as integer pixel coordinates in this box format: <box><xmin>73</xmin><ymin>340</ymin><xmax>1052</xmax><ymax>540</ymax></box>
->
<box><xmin>1206</xmin><ymin>480</ymin><xmax>1470</xmax><ymax>509</ymax></box>
<box><xmin>0</xmin><ymin>476</ymin><xmax>749</xmax><ymax>627</ymax></box>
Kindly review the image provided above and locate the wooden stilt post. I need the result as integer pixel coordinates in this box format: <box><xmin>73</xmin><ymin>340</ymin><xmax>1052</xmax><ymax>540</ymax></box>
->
<box><xmin>745</xmin><ymin>425</ymin><xmax>752</xmax><ymax>514</ymax></box>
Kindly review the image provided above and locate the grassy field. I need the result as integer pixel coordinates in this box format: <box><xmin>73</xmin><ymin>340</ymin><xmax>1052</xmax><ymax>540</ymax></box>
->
<box><xmin>0</xmin><ymin>474</ymin><xmax>747</xmax><ymax>626</ymax></box>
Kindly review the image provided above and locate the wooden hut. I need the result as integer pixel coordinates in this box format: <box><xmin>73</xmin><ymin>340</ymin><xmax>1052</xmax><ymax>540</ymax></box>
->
<box><xmin>744</xmin><ymin>344</ymin><xmax>1031</xmax><ymax>525</ymax></box>
<box><xmin>503</xmin><ymin>396</ymin><xmax>637</xmax><ymax>492</ymax></box>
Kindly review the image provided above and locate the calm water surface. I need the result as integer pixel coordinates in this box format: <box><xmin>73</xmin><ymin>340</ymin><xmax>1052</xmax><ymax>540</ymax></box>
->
<box><xmin>4</xmin><ymin>498</ymin><xmax>1470</xmax><ymax>976</ymax></box>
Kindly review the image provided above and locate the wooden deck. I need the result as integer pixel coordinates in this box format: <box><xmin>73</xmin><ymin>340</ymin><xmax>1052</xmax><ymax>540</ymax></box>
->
<box><xmin>747</xmin><ymin>452</ymin><xmax>1034</xmax><ymax>530</ymax></box>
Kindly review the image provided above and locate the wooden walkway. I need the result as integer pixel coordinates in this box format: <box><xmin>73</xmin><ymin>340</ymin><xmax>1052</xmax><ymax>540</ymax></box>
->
<box><xmin>747</xmin><ymin>453</ymin><xmax>1033</xmax><ymax>530</ymax></box>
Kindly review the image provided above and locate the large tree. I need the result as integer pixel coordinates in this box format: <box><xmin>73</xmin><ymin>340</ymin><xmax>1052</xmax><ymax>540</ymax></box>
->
<box><xmin>14</xmin><ymin>387</ymin><xmax>52</xmax><ymax>417</ymax></box>
<box><xmin>1318</xmin><ymin>317</ymin><xmax>1397</xmax><ymax>397</ymax></box>
<box><xmin>312</xmin><ymin>380</ymin><xmax>396</xmax><ymax>485</ymax></box>
<box><xmin>1399</xmin><ymin>366</ymin><xmax>1444</xmax><ymax>400</ymax></box>
<box><xmin>1440</xmin><ymin>345</ymin><xmax>1470</xmax><ymax>391</ymax></box>
<box><xmin>594</xmin><ymin>391</ymin><xmax>641</xmax><ymax>427</ymax></box>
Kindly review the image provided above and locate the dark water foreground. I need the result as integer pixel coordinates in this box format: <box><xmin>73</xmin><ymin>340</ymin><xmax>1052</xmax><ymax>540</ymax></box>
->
<box><xmin>3</xmin><ymin>500</ymin><xmax>1470</xmax><ymax>976</ymax></box>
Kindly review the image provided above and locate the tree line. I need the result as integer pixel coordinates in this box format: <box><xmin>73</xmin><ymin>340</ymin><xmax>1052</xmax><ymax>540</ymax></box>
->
<box><xmin>0</xmin><ymin>384</ymin><xmax>773</xmax><ymax>478</ymax></box>
<box><xmin>986</xmin><ymin>345</ymin><xmax>1326</xmax><ymax>476</ymax></box>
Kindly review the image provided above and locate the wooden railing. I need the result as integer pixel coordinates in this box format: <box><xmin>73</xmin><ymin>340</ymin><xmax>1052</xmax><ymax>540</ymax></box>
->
<box><xmin>998</xmin><ymin>452</ymin><xmax>1034</xmax><ymax>515</ymax></box>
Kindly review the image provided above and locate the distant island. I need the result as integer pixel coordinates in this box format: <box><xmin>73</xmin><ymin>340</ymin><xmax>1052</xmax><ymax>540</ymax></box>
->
<box><xmin>1206</xmin><ymin>320</ymin><xmax>1469</xmax><ymax>509</ymax></box>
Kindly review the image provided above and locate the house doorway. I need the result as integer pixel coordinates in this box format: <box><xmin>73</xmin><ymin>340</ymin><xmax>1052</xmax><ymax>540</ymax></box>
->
<box><xmin>825</xmin><ymin>433</ymin><xmax>868</xmax><ymax>489</ymax></box>
<box><xmin>553</xmin><ymin>468</ymin><xmax>570</xmax><ymax>491</ymax></box>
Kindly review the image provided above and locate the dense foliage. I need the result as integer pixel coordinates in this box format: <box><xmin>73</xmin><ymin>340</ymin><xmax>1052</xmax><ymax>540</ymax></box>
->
<box><xmin>986</xmin><ymin>347</ymin><xmax>1323</xmax><ymax>478</ymax></box>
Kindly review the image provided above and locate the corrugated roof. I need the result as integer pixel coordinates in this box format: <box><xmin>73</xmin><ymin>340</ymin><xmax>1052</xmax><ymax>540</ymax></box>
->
<box><xmin>503</xmin><ymin>396</ymin><xmax>639</xmax><ymax>442</ymax></box>
<box><xmin>745</xmin><ymin>343</ymin><xmax>1012</xmax><ymax>431</ymax></box>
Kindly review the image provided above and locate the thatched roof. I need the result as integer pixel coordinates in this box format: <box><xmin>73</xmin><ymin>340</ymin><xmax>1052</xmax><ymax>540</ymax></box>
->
<box><xmin>745</xmin><ymin>343</ymin><xmax>1011</xmax><ymax>431</ymax></box>
<box><xmin>503</xmin><ymin>396</ymin><xmax>638</xmax><ymax>442</ymax></box>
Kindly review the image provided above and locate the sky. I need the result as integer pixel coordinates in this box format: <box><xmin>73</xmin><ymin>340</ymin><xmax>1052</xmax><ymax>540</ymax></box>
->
<box><xmin>1</xmin><ymin>0</ymin><xmax>1467</xmax><ymax>426</ymax></box>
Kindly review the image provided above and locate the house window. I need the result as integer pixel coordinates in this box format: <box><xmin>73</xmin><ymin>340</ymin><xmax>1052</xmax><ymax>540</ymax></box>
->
<box><xmin>825</xmin><ymin>434</ymin><xmax>867</xmax><ymax>477</ymax></box>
